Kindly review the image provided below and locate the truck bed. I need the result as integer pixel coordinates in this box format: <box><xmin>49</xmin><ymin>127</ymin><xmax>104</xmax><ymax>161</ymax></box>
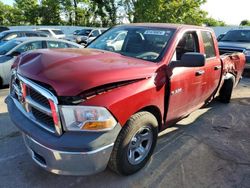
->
<box><xmin>220</xmin><ymin>52</ymin><xmax>246</xmax><ymax>83</ymax></box>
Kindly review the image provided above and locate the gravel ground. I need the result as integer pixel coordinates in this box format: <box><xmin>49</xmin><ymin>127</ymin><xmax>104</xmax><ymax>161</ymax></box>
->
<box><xmin>0</xmin><ymin>78</ymin><xmax>249</xmax><ymax>188</ymax></box>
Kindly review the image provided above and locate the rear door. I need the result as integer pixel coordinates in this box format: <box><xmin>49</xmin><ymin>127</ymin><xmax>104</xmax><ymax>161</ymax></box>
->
<box><xmin>166</xmin><ymin>30</ymin><xmax>207</xmax><ymax>123</ymax></box>
<box><xmin>200</xmin><ymin>31</ymin><xmax>222</xmax><ymax>100</ymax></box>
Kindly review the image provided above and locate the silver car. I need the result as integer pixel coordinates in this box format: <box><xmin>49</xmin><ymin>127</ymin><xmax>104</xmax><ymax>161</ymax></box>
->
<box><xmin>0</xmin><ymin>37</ymin><xmax>82</xmax><ymax>87</ymax></box>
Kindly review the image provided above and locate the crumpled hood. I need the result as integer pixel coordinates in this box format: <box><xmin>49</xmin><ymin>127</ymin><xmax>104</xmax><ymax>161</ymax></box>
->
<box><xmin>17</xmin><ymin>48</ymin><xmax>157</xmax><ymax>96</ymax></box>
<box><xmin>219</xmin><ymin>41</ymin><xmax>250</xmax><ymax>50</ymax></box>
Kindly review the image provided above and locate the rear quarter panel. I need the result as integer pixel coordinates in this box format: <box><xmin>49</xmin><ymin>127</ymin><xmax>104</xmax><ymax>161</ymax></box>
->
<box><xmin>221</xmin><ymin>53</ymin><xmax>246</xmax><ymax>84</ymax></box>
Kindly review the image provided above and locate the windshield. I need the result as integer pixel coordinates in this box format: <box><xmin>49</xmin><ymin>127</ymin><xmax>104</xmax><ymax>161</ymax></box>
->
<box><xmin>88</xmin><ymin>26</ymin><xmax>174</xmax><ymax>62</ymax></box>
<box><xmin>0</xmin><ymin>40</ymin><xmax>22</xmax><ymax>55</ymax></box>
<box><xmin>77</xmin><ymin>29</ymin><xmax>92</xmax><ymax>36</ymax></box>
<box><xmin>220</xmin><ymin>30</ymin><xmax>250</xmax><ymax>42</ymax></box>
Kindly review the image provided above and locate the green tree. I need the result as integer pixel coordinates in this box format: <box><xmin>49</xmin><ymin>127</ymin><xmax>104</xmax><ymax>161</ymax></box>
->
<box><xmin>89</xmin><ymin>0</ymin><xmax>118</xmax><ymax>27</ymax></box>
<box><xmin>0</xmin><ymin>2</ymin><xmax>10</xmax><ymax>25</ymax></box>
<box><xmin>131</xmin><ymin>0</ymin><xmax>208</xmax><ymax>25</ymax></box>
<box><xmin>240</xmin><ymin>20</ymin><xmax>250</xmax><ymax>26</ymax></box>
<box><xmin>14</xmin><ymin>0</ymin><xmax>39</xmax><ymax>25</ymax></box>
<box><xmin>40</xmin><ymin>0</ymin><xmax>61</xmax><ymax>25</ymax></box>
<box><xmin>120</xmin><ymin>0</ymin><xmax>224</xmax><ymax>26</ymax></box>
<box><xmin>204</xmin><ymin>17</ymin><xmax>226</xmax><ymax>26</ymax></box>
<box><xmin>61</xmin><ymin>0</ymin><xmax>94</xmax><ymax>26</ymax></box>
<box><xmin>120</xmin><ymin>0</ymin><xmax>135</xmax><ymax>23</ymax></box>
<box><xmin>0</xmin><ymin>2</ymin><xmax>24</xmax><ymax>25</ymax></box>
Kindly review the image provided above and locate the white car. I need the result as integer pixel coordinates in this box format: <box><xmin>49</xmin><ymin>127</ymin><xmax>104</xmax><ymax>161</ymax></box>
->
<box><xmin>0</xmin><ymin>37</ymin><xmax>82</xmax><ymax>87</ymax></box>
<box><xmin>36</xmin><ymin>28</ymin><xmax>66</xmax><ymax>39</ymax></box>
<box><xmin>106</xmin><ymin>31</ymin><xmax>127</xmax><ymax>51</ymax></box>
<box><xmin>75</xmin><ymin>28</ymin><xmax>106</xmax><ymax>46</ymax></box>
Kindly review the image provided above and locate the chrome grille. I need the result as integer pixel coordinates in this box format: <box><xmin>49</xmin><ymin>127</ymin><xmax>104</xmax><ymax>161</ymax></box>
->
<box><xmin>11</xmin><ymin>72</ymin><xmax>62</xmax><ymax>135</ymax></box>
<box><xmin>31</xmin><ymin>107</ymin><xmax>55</xmax><ymax>128</ymax></box>
<box><xmin>29</xmin><ymin>89</ymin><xmax>50</xmax><ymax>108</ymax></box>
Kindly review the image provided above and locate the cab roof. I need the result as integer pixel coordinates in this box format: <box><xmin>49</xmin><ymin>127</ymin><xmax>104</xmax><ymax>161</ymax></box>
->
<box><xmin>118</xmin><ymin>23</ymin><xmax>213</xmax><ymax>31</ymax></box>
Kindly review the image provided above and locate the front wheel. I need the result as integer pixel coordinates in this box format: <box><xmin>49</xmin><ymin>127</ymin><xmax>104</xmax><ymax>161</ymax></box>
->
<box><xmin>108</xmin><ymin>111</ymin><xmax>158</xmax><ymax>175</ymax></box>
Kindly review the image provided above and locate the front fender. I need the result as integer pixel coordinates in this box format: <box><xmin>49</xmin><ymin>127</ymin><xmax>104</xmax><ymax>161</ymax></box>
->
<box><xmin>82</xmin><ymin>76</ymin><xmax>165</xmax><ymax>126</ymax></box>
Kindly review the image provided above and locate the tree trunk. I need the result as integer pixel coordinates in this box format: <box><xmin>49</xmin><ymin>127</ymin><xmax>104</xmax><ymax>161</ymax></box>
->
<box><xmin>73</xmin><ymin>0</ymin><xmax>78</xmax><ymax>25</ymax></box>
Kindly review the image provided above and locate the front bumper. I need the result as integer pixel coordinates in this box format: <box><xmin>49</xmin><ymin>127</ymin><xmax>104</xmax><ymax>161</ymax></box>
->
<box><xmin>6</xmin><ymin>95</ymin><xmax>121</xmax><ymax>175</ymax></box>
<box><xmin>23</xmin><ymin>134</ymin><xmax>114</xmax><ymax>175</ymax></box>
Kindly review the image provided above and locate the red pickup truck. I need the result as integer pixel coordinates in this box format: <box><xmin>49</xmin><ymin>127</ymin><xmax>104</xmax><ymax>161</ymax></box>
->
<box><xmin>6</xmin><ymin>23</ymin><xmax>245</xmax><ymax>176</ymax></box>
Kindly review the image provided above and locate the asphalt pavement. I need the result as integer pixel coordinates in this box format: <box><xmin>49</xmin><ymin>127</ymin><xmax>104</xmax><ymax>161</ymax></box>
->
<box><xmin>0</xmin><ymin>79</ymin><xmax>250</xmax><ymax>188</ymax></box>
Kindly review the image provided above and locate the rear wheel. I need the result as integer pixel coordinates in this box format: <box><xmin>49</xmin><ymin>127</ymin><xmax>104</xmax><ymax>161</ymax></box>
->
<box><xmin>108</xmin><ymin>111</ymin><xmax>158</xmax><ymax>175</ymax></box>
<box><xmin>219</xmin><ymin>77</ymin><xmax>235</xmax><ymax>103</ymax></box>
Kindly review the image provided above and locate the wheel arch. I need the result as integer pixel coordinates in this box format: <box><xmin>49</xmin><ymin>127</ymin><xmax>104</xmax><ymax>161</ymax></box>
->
<box><xmin>138</xmin><ymin>105</ymin><xmax>163</xmax><ymax>131</ymax></box>
<box><xmin>224</xmin><ymin>72</ymin><xmax>236</xmax><ymax>86</ymax></box>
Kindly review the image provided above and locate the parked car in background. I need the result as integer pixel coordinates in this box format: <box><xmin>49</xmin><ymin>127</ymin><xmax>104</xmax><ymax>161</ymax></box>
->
<box><xmin>106</xmin><ymin>31</ymin><xmax>127</xmax><ymax>51</ymax></box>
<box><xmin>73</xmin><ymin>30</ymin><xmax>81</xmax><ymax>35</ymax></box>
<box><xmin>0</xmin><ymin>30</ymin><xmax>49</xmax><ymax>46</ymax></box>
<box><xmin>218</xmin><ymin>29</ymin><xmax>250</xmax><ymax>69</ymax></box>
<box><xmin>74</xmin><ymin>28</ymin><xmax>106</xmax><ymax>46</ymax></box>
<box><xmin>0</xmin><ymin>37</ymin><xmax>82</xmax><ymax>87</ymax></box>
<box><xmin>0</xmin><ymin>26</ymin><xmax>9</xmax><ymax>33</ymax></box>
<box><xmin>36</xmin><ymin>28</ymin><xmax>66</xmax><ymax>39</ymax></box>
<box><xmin>217</xmin><ymin>33</ymin><xmax>225</xmax><ymax>41</ymax></box>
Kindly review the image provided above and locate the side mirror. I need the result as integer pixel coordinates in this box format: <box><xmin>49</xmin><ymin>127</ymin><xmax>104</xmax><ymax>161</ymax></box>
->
<box><xmin>10</xmin><ymin>51</ymin><xmax>21</xmax><ymax>57</ymax></box>
<box><xmin>171</xmin><ymin>52</ymin><xmax>205</xmax><ymax>68</ymax></box>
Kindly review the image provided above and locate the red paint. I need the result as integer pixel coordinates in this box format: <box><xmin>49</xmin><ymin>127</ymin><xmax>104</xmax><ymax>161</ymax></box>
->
<box><xmin>49</xmin><ymin>100</ymin><xmax>59</xmax><ymax>126</ymax></box>
<box><xmin>21</xmin><ymin>83</ymin><xmax>27</xmax><ymax>101</ymax></box>
<box><xmin>15</xmin><ymin>24</ymin><xmax>246</xmax><ymax>129</ymax></box>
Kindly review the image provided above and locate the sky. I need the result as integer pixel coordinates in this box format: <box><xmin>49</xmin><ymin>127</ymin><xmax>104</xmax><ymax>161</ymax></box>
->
<box><xmin>201</xmin><ymin>0</ymin><xmax>250</xmax><ymax>25</ymax></box>
<box><xmin>1</xmin><ymin>0</ymin><xmax>250</xmax><ymax>25</ymax></box>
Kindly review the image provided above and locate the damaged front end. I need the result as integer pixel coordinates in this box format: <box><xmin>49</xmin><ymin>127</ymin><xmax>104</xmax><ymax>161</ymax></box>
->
<box><xmin>58</xmin><ymin>78</ymin><xmax>146</xmax><ymax>105</ymax></box>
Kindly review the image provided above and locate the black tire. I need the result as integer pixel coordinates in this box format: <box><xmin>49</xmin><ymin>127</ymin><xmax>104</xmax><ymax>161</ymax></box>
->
<box><xmin>108</xmin><ymin>111</ymin><xmax>158</xmax><ymax>175</ymax></box>
<box><xmin>219</xmin><ymin>77</ymin><xmax>235</xmax><ymax>103</ymax></box>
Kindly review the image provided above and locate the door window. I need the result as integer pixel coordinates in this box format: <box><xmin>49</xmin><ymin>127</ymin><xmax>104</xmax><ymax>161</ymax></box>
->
<box><xmin>67</xmin><ymin>43</ymin><xmax>79</xmax><ymax>48</ymax></box>
<box><xmin>39</xmin><ymin>30</ymin><xmax>52</xmax><ymax>37</ymax></box>
<box><xmin>16</xmin><ymin>41</ymin><xmax>43</xmax><ymax>53</ymax></box>
<box><xmin>47</xmin><ymin>41</ymin><xmax>69</xmax><ymax>48</ymax></box>
<box><xmin>175</xmin><ymin>32</ymin><xmax>199</xmax><ymax>61</ymax></box>
<box><xmin>91</xmin><ymin>30</ymin><xmax>100</xmax><ymax>37</ymax></box>
<box><xmin>201</xmin><ymin>31</ymin><xmax>216</xmax><ymax>58</ymax></box>
<box><xmin>4</xmin><ymin>33</ymin><xmax>19</xmax><ymax>41</ymax></box>
<box><xmin>25</xmin><ymin>32</ymin><xmax>39</xmax><ymax>37</ymax></box>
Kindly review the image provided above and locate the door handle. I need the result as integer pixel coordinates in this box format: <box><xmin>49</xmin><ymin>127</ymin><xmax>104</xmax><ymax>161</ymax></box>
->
<box><xmin>214</xmin><ymin>65</ymin><xmax>222</xmax><ymax>70</ymax></box>
<box><xmin>195</xmin><ymin>70</ymin><xmax>205</xmax><ymax>76</ymax></box>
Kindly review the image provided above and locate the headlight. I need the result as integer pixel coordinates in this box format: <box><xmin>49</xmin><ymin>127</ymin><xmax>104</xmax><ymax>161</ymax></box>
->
<box><xmin>59</xmin><ymin>105</ymin><xmax>117</xmax><ymax>131</ymax></box>
<box><xmin>243</xmin><ymin>49</ymin><xmax>250</xmax><ymax>56</ymax></box>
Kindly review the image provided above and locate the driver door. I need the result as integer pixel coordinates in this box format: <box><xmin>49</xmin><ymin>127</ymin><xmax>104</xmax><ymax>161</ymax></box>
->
<box><xmin>166</xmin><ymin>31</ymin><xmax>207</xmax><ymax>124</ymax></box>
